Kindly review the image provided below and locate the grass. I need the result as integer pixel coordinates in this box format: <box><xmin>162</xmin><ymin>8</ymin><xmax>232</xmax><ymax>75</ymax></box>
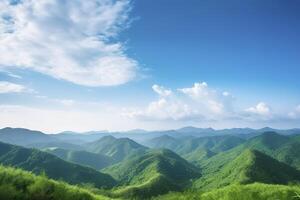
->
<box><xmin>0</xmin><ymin>165</ymin><xmax>114</xmax><ymax>200</ymax></box>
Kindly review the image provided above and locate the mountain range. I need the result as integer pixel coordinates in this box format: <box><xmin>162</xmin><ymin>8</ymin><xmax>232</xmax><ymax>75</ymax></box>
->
<box><xmin>0</xmin><ymin>127</ymin><xmax>300</xmax><ymax>199</ymax></box>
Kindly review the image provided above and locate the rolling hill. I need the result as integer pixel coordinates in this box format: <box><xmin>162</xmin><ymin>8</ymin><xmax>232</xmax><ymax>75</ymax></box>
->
<box><xmin>0</xmin><ymin>141</ymin><xmax>116</xmax><ymax>188</ymax></box>
<box><xmin>194</xmin><ymin>149</ymin><xmax>300</xmax><ymax>190</ymax></box>
<box><xmin>85</xmin><ymin>136</ymin><xmax>148</xmax><ymax>162</ymax></box>
<box><xmin>45</xmin><ymin>148</ymin><xmax>114</xmax><ymax>170</ymax></box>
<box><xmin>145</xmin><ymin>135</ymin><xmax>245</xmax><ymax>162</ymax></box>
<box><xmin>103</xmin><ymin>149</ymin><xmax>200</xmax><ymax>198</ymax></box>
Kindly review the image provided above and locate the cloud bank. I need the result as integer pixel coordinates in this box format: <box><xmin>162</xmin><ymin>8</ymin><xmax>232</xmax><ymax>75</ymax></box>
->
<box><xmin>124</xmin><ymin>82</ymin><xmax>297</xmax><ymax>124</ymax></box>
<box><xmin>0</xmin><ymin>0</ymin><xmax>138</xmax><ymax>86</ymax></box>
<box><xmin>0</xmin><ymin>81</ymin><xmax>30</xmax><ymax>93</ymax></box>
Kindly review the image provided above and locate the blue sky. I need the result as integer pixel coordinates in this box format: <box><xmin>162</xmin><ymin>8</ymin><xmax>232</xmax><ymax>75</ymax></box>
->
<box><xmin>0</xmin><ymin>0</ymin><xmax>299</xmax><ymax>132</ymax></box>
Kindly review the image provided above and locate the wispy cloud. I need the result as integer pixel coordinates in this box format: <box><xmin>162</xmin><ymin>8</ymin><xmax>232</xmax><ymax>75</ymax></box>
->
<box><xmin>0</xmin><ymin>81</ymin><xmax>32</xmax><ymax>93</ymax></box>
<box><xmin>0</xmin><ymin>0</ymin><xmax>138</xmax><ymax>86</ymax></box>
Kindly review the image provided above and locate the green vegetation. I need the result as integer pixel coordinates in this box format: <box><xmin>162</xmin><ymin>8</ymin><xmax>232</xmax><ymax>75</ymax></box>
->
<box><xmin>153</xmin><ymin>183</ymin><xmax>300</xmax><ymax>200</ymax></box>
<box><xmin>146</xmin><ymin>135</ymin><xmax>245</xmax><ymax>161</ymax></box>
<box><xmin>103</xmin><ymin>149</ymin><xmax>201</xmax><ymax>198</ymax></box>
<box><xmin>241</xmin><ymin>132</ymin><xmax>300</xmax><ymax>170</ymax></box>
<box><xmin>1</xmin><ymin>129</ymin><xmax>300</xmax><ymax>200</ymax></box>
<box><xmin>0</xmin><ymin>142</ymin><xmax>116</xmax><ymax>188</ymax></box>
<box><xmin>0</xmin><ymin>165</ymin><xmax>112</xmax><ymax>200</ymax></box>
<box><xmin>45</xmin><ymin>148</ymin><xmax>114</xmax><ymax>170</ymax></box>
<box><xmin>85</xmin><ymin>136</ymin><xmax>148</xmax><ymax>162</ymax></box>
<box><xmin>194</xmin><ymin>149</ymin><xmax>300</xmax><ymax>190</ymax></box>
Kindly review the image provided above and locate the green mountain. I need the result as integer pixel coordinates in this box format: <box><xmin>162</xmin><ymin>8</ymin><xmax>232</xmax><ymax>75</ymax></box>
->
<box><xmin>0</xmin><ymin>165</ymin><xmax>112</xmax><ymax>200</ymax></box>
<box><xmin>146</xmin><ymin>135</ymin><xmax>245</xmax><ymax>164</ymax></box>
<box><xmin>103</xmin><ymin>149</ymin><xmax>200</xmax><ymax>198</ymax></box>
<box><xmin>0</xmin><ymin>141</ymin><xmax>116</xmax><ymax>188</ymax></box>
<box><xmin>85</xmin><ymin>136</ymin><xmax>148</xmax><ymax>162</ymax></box>
<box><xmin>45</xmin><ymin>148</ymin><xmax>114</xmax><ymax>170</ymax></box>
<box><xmin>194</xmin><ymin>149</ymin><xmax>300</xmax><ymax>190</ymax></box>
<box><xmin>183</xmin><ymin>148</ymin><xmax>216</xmax><ymax>163</ymax></box>
<box><xmin>241</xmin><ymin>132</ymin><xmax>300</xmax><ymax>170</ymax></box>
<box><xmin>145</xmin><ymin>135</ymin><xmax>180</xmax><ymax>149</ymax></box>
<box><xmin>0</xmin><ymin>127</ymin><xmax>58</xmax><ymax>146</ymax></box>
<box><xmin>153</xmin><ymin>183</ymin><xmax>300</xmax><ymax>200</ymax></box>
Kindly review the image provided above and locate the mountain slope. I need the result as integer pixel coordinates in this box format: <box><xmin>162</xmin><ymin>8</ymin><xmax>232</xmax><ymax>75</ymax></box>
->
<box><xmin>0</xmin><ymin>165</ymin><xmax>112</xmax><ymax>200</ymax></box>
<box><xmin>45</xmin><ymin>148</ymin><xmax>114</xmax><ymax>170</ymax></box>
<box><xmin>0</xmin><ymin>141</ymin><xmax>116</xmax><ymax>188</ymax></box>
<box><xmin>0</xmin><ymin>127</ymin><xmax>57</xmax><ymax>146</ymax></box>
<box><xmin>145</xmin><ymin>135</ymin><xmax>180</xmax><ymax>149</ymax></box>
<box><xmin>241</xmin><ymin>132</ymin><xmax>300</xmax><ymax>169</ymax></box>
<box><xmin>194</xmin><ymin>149</ymin><xmax>300</xmax><ymax>190</ymax></box>
<box><xmin>154</xmin><ymin>183</ymin><xmax>300</xmax><ymax>200</ymax></box>
<box><xmin>103</xmin><ymin>149</ymin><xmax>201</xmax><ymax>198</ymax></box>
<box><xmin>85</xmin><ymin>136</ymin><xmax>148</xmax><ymax>162</ymax></box>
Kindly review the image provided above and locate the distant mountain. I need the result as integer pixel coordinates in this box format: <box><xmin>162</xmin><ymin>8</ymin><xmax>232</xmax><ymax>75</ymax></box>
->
<box><xmin>145</xmin><ymin>135</ymin><xmax>180</xmax><ymax>149</ymax></box>
<box><xmin>28</xmin><ymin>141</ymin><xmax>84</xmax><ymax>150</ymax></box>
<box><xmin>103</xmin><ymin>149</ymin><xmax>200</xmax><ymax>198</ymax></box>
<box><xmin>85</xmin><ymin>136</ymin><xmax>148</xmax><ymax>162</ymax></box>
<box><xmin>0</xmin><ymin>141</ymin><xmax>116</xmax><ymax>188</ymax></box>
<box><xmin>145</xmin><ymin>135</ymin><xmax>245</xmax><ymax>159</ymax></box>
<box><xmin>52</xmin><ymin>131</ymin><xmax>110</xmax><ymax>144</ymax></box>
<box><xmin>0</xmin><ymin>127</ymin><xmax>58</xmax><ymax>146</ymax></box>
<box><xmin>45</xmin><ymin>148</ymin><xmax>114</xmax><ymax>170</ymax></box>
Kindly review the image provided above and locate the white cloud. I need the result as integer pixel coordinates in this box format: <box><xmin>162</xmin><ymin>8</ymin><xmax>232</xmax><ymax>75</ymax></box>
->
<box><xmin>245</xmin><ymin>102</ymin><xmax>271</xmax><ymax>116</ymax></box>
<box><xmin>125</xmin><ymin>82</ymin><xmax>234</xmax><ymax>121</ymax></box>
<box><xmin>0</xmin><ymin>0</ymin><xmax>138</xmax><ymax>86</ymax></box>
<box><xmin>178</xmin><ymin>82</ymin><xmax>234</xmax><ymax>115</ymax></box>
<box><xmin>152</xmin><ymin>84</ymin><xmax>172</xmax><ymax>97</ymax></box>
<box><xmin>0</xmin><ymin>81</ymin><xmax>29</xmax><ymax>93</ymax></box>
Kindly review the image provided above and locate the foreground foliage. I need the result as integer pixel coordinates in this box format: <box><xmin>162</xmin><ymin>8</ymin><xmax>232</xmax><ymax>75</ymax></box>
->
<box><xmin>0</xmin><ymin>165</ymin><xmax>111</xmax><ymax>200</ymax></box>
<box><xmin>154</xmin><ymin>183</ymin><xmax>300</xmax><ymax>200</ymax></box>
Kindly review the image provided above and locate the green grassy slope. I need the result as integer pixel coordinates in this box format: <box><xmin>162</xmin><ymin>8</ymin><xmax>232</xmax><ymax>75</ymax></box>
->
<box><xmin>153</xmin><ymin>183</ymin><xmax>300</xmax><ymax>200</ymax></box>
<box><xmin>45</xmin><ymin>148</ymin><xmax>114</xmax><ymax>170</ymax></box>
<box><xmin>194</xmin><ymin>149</ymin><xmax>300</xmax><ymax>190</ymax></box>
<box><xmin>0</xmin><ymin>165</ymin><xmax>112</xmax><ymax>200</ymax></box>
<box><xmin>85</xmin><ymin>136</ymin><xmax>148</xmax><ymax>162</ymax></box>
<box><xmin>103</xmin><ymin>149</ymin><xmax>201</xmax><ymax>198</ymax></box>
<box><xmin>0</xmin><ymin>142</ymin><xmax>116</xmax><ymax>188</ymax></box>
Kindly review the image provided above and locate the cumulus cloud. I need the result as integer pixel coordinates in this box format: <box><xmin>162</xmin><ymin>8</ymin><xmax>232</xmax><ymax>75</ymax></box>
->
<box><xmin>0</xmin><ymin>0</ymin><xmax>138</xmax><ymax>86</ymax></box>
<box><xmin>0</xmin><ymin>81</ymin><xmax>30</xmax><ymax>93</ymax></box>
<box><xmin>178</xmin><ymin>82</ymin><xmax>234</xmax><ymax>115</ymax></box>
<box><xmin>245</xmin><ymin>102</ymin><xmax>271</xmax><ymax>116</ymax></box>
<box><xmin>124</xmin><ymin>82</ymin><xmax>234</xmax><ymax>121</ymax></box>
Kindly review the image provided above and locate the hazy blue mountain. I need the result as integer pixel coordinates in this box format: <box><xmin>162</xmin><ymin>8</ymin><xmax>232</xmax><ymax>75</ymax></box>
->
<box><xmin>0</xmin><ymin>127</ymin><xmax>58</xmax><ymax>146</ymax></box>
